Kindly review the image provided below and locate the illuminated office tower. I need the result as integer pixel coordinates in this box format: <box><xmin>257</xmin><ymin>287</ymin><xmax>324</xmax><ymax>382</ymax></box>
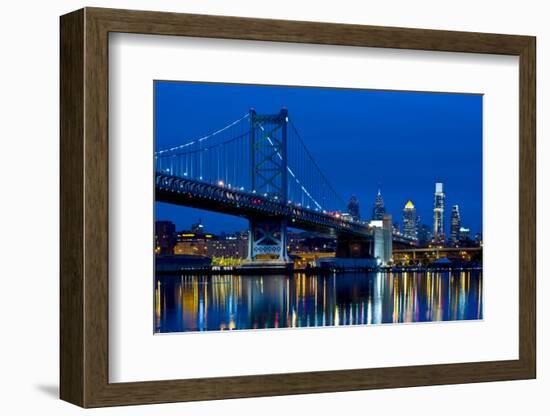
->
<box><xmin>433</xmin><ymin>182</ymin><xmax>445</xmax><ymax>243</ymax></box>
<box><xmin>417</xmin><ymin>224</ymin><xmax>433</xmax><ymax>246</ymax></box>
<box><xmin>459</xmin><ymin>227</ymin><xmax>471</xmax><ymax>241</ymax></box>
<box><xmin>372</xmin><ymin>188</ymin><xmax>386</xmax><ymax>220</ymax></box>
<box><xmin>450</xmin><ymin>205</ymin><xmax>461</xmax><ymax>245</ymax></box>
<box><xmin>402</xmin><ymin>200</ymin><xmax>418</xmax><ymax>240</ymax></box>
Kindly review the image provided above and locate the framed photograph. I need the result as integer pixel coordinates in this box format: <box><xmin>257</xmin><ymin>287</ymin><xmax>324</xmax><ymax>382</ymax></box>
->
<box><xmin>60</xmin><ymin>7</ymin><xmax>536</xmax><ymax>407</ymax></box>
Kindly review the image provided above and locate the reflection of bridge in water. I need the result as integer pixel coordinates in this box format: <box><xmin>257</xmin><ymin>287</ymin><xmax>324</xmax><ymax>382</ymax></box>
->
<box><xmin>156</xmin><ymin>109</ymin><xmax>415</xmax><ymax>268</ymax></box>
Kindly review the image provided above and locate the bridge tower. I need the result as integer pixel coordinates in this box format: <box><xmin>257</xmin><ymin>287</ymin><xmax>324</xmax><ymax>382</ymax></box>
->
<box><xmin>244</xmin><ymin>108</ymin><xmax>291</xmax><ymax>267</ymax></box>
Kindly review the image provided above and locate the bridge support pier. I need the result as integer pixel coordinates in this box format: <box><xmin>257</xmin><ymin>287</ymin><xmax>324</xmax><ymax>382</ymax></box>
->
<box><xmin>335</xmin><ymin>236</ymin><xmax>373</xmax><ymax>258</ymax></box>
<box><xmin>315</xmin><ymin>236</ymin><xmax>378</xmax><ymax>270</ymax></box>
<box><xmin>240</xmin><ymin>218</ymin><xmax>292</xmax><ymax>271</ymax></box>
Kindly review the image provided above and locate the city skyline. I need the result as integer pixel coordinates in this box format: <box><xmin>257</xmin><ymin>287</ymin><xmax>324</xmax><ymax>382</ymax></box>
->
<box><xmin>155</xmin><ymin>81</ymin><xmax>482</xmax><ymax>236</ymax></box>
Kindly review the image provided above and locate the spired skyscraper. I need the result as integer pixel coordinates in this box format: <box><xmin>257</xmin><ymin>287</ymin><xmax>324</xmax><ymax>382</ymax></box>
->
<box><xmin>450</xmin><ymin>204</ymin><xmax>461</xmax><ymax>245</ymax></box>
<box><xmin>433</xmin><ymin>182</ymin><xmax>445</xmax><ymax>243</ymax></box>
<box><xmin>372</xmin><ymin>188</ymin><xmax>386</xmax><ymax>220</ymax></box>
<box><xmin>347</xmin><ymin>195</ymin><xmax>360</xmax><ymax>221</ymax></box>
<box><xmin>402</xmin><ymin>200</ymin><xmax>418</xmax><ymax>240</ymax></box>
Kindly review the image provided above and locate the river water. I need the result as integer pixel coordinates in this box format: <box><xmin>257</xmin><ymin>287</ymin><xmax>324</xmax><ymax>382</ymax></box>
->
<box><xmin>154</xmin><ymin>270</ymin><xmax>482</xmax><ymax>333</ymax></box>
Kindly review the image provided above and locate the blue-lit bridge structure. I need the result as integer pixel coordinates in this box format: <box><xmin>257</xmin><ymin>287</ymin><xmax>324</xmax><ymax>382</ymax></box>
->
<box><xmin>156</xmin><ymin>108</ymin><xmax>415</xmax><ymax>266</ymax></box>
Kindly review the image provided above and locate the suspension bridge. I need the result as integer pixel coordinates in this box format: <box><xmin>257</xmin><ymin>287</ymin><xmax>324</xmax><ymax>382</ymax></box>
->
<box><xmin>155</xmin><ymin>108</ymin><xmax>414</xmax><ymax>268</ymax></box>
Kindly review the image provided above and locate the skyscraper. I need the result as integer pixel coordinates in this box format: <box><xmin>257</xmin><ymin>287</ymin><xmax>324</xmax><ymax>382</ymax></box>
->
<box><xmin>417</xmin><ymin>224</ymin><xmax>433</xmax><ymax>246</ymax></box>
<box><xmin>450</xmin><ymin>205</ymin><xmax>461</xmax><ymax>245</ymax></box>
<box><xmin>459</xmin><ymin>227</ymin><xmax>471</xmax><ymax>242</ymax></box>
<box><xmin>347</xmin><ymin>194</ymin><xmax>360</xmax><ymax>221</ymax></box>
<box><xmin>433</xmin><ymin>182</ymin><xmax>445</xmax><ymax>243</ymax></box>
<box><xmin>372</xmin><ymin>188</ymin><xmax>385</xmax><ymax>220</ymax></box>
<box><xmin>392</xmin><ymin>222</ymin><xmax>401</xmax><ymax>235</ymax></box>
<box><xmin>402</xmin><ymin>200</ymin><xmax>418</xmax><ymax>240</ymax></box>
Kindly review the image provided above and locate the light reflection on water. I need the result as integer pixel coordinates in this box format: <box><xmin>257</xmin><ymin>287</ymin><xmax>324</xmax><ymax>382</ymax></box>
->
<box><xmin>154</xmin><ymin>271</ymin><xmax>482</xmax><ymax>333</ymax></box>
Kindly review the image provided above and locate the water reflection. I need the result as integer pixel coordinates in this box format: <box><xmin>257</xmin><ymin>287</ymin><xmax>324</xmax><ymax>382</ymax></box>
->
<box><xmin>154</xmin><ymin>271</ymin><xmax>482</xmax><ymax>333</ymax></box>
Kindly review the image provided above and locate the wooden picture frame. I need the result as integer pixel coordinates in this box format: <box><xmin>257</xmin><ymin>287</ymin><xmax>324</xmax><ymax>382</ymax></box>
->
<box><xmin>60</xmin><ymin>7</ymin><xmax>536</xmax><ymax>408</ymax></box>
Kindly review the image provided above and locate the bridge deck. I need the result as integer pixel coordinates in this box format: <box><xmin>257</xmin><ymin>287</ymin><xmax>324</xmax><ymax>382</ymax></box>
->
<box><xmin>156</xmin><ymin>173</ymin><xmax>371</xmax><ymax>237</ymax></box>
<box><xmin>156</xmin><ymin>173</ymin><xmax>416</xmax><ymax>246</ymax></box>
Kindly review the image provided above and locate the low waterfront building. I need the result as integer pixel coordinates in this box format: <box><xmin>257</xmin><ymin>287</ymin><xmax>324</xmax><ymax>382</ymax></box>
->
<box><xmin>173</xmin><ymin>230</ymin><xmax>215</xmax><ymax>256</ymax></box>
<box><xmin>174</xmin><ymin>229</ymin><xmax>249</xmax><ymax>260</ymax></box>
<box><xmin>155</xmin><ymin>220</ymin><xmax>176</xmax><ymax>255</ymax></box>
<box><xmin>293</xmin><ymin>252</ymin><xmax>335</xmax><ymax>269</ymax></box>
<box><xmin>208</xmin><ymin>231</ymin><xmax>248</xmax><ymax>259</ymax></box>
<box><xmin>288</xmin><ymin>231</ymin><xmax>336</xmax><ymax>253</ymax></box>
<box><xmin>392</xmin><ymin>246</ymin><xmax>482</xmax><ymax>267</ymax></box>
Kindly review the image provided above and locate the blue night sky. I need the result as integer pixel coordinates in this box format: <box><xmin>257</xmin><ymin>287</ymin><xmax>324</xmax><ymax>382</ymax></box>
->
<box><xmin>155</xmin><ymin>81</ymin><xmax>482</xmax><ymax>236</ymax></box>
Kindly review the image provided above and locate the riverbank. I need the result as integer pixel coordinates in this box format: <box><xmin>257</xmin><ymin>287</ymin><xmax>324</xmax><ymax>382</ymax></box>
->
<box><xmin>155</xmin><ymin>264</ymin><xmax>482</xmax><ymax>276</ymax></box>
